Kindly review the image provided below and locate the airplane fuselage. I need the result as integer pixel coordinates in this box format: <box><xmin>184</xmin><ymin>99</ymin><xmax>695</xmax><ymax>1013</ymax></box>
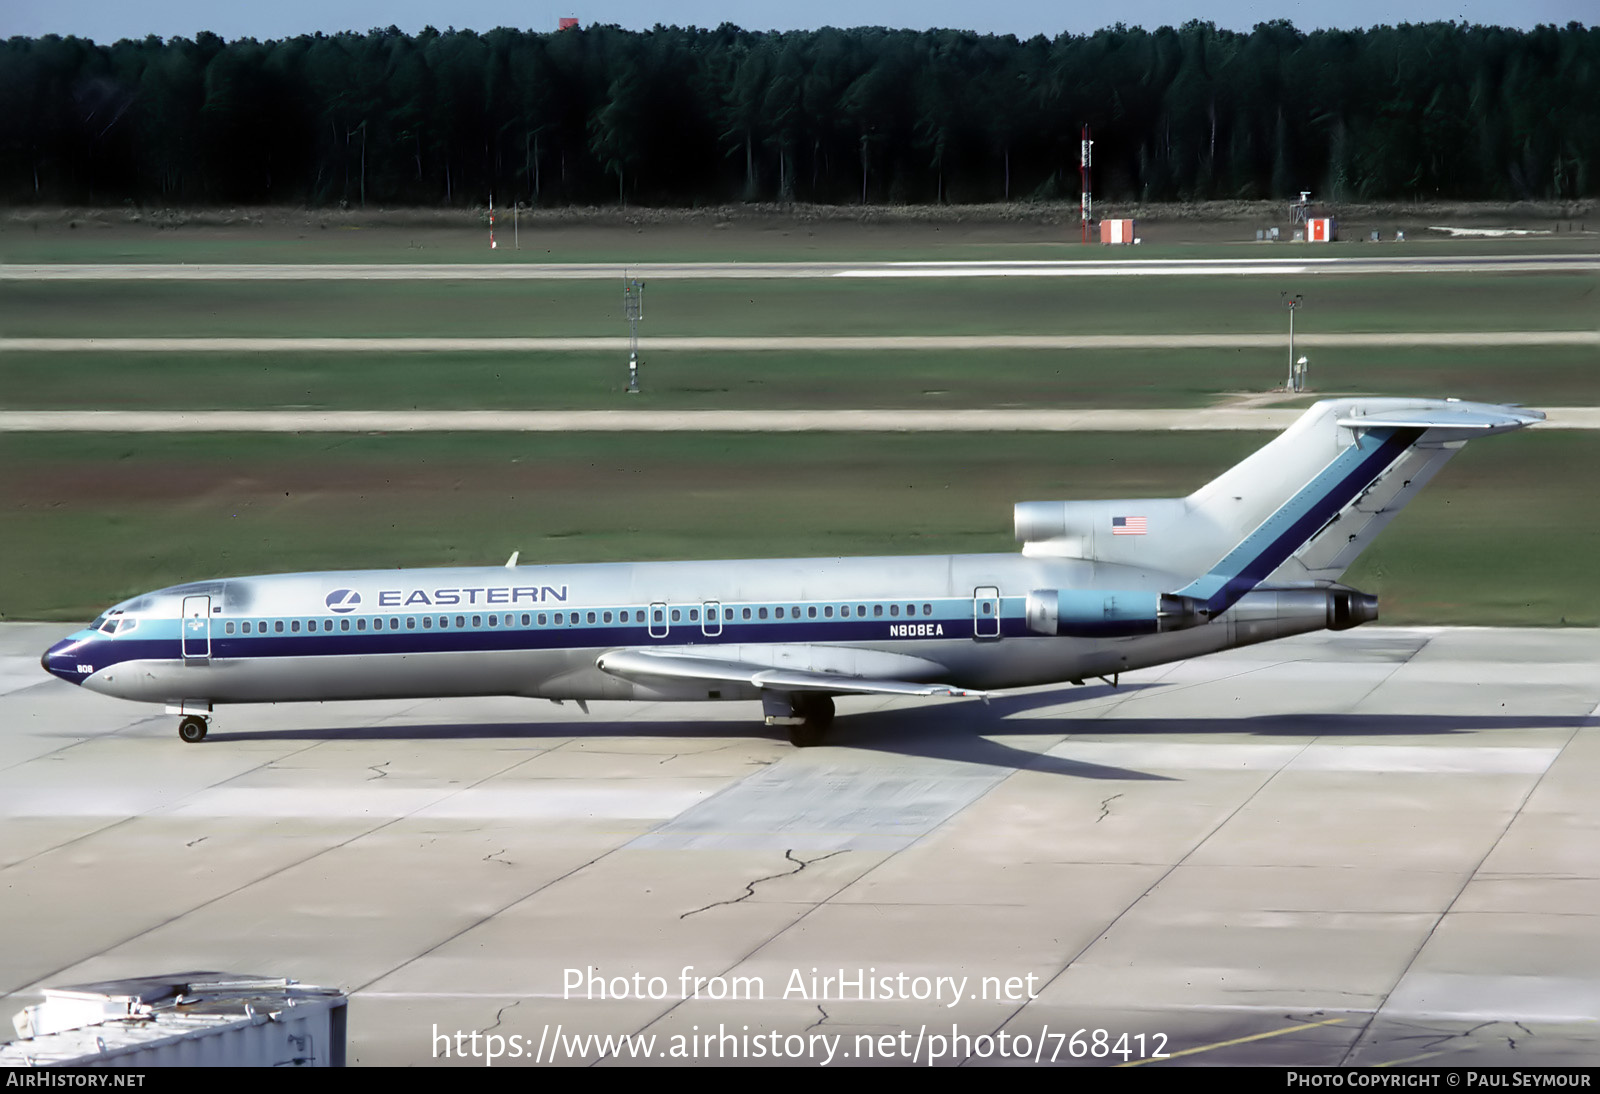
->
<box><xmin>40</xmin><ymin>398</ymin><xmax>1538</xmax><ymax>745</ymax></box>
<box><xmin>42</xmin><ymin>552</ymin><xmax>1339</xmax><ymax>709</ymax></box>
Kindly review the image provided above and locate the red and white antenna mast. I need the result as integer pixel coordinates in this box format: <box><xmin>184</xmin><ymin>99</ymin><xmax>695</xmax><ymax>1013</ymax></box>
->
<box><xmin>1080</xmin><ymin>125</ymin><xmax>1093</xmax><ymax>244</ymax></box>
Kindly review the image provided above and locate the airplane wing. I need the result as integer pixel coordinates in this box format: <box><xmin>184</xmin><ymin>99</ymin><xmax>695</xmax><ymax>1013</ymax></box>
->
<box><xmin>595</xmin><ymin>646</ymin><xmax>987</xmax><ymax>698</ymax></box>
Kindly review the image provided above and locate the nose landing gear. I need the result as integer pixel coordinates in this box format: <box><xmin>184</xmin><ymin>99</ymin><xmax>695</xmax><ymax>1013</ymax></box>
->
<box><xmin>178</xmin><ymin>715</ymin><xmax>210</xmax><ymax>743</ymax></box>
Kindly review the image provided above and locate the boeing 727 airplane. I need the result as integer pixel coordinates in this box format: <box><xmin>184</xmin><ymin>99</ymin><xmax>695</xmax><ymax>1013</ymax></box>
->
<box><xmin>42</xmin><ymin>397</ymin><xmax>1541</xmax><ymax>746</ymax></box>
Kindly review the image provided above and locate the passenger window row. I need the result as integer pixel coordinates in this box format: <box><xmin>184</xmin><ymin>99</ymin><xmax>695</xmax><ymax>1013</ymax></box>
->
<box><xmin>218</xmin><ymin>601</ymin><xmax>945</xmax><ymax>636</ymax></box>
<box><xmin>736</xmin><ymin>603</ymin><xmax>936</xmax><ymax>620</ymax></box>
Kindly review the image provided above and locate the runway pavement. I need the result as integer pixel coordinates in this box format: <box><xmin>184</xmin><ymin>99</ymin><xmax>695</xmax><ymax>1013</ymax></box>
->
<box><xmin>4</xmin><ymin>407</ymin><xmax>1599</xmax><ymax>432</ymax></box>
<box><xmin>6</xmin><ymin>331</ymin><xmax>1595</xmax><ymax>353</ymax></box>
<box><xmin>1</xmin><ymin>623</ymin><xmax>1596</xmax><ymax>1066</ymax></box>
<box><xmin>4</xmin><ymin>254</ymin><xmax>1598</xmax><ymax>281</ymax></box>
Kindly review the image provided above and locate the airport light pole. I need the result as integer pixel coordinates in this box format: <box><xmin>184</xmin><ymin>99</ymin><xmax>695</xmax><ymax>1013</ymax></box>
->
<box><xmin>624</xmin><ymin>275</ymin><xmax>644</xmax><ymax>394</ymax></box>
<box><xmin>1282</xmin><ymin>293</ymin><xmax>1304</xmax><ymax>391</ymax></box>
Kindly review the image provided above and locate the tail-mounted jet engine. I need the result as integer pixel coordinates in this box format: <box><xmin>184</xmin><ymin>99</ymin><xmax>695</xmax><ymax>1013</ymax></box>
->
<box><xmin>1024</xmin><ymin>587</ymin><xmax>1379</xmax><ymax>640</ymax></box>
<box><xmin>1025</xmin><ymin>589</ymin><xmax>1207</xmax><ymax>637</ymax></box>
<box><xmin>1324</xmin><ymin>589</ymin><xmax>1379</xmax><ymax>631</ymax></box>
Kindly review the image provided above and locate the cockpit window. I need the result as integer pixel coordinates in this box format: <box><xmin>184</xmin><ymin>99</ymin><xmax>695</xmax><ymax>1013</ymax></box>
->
<box><xmin>98</xmin><ymin>613</ymin><xmax>136</xmax><ymax>635</ymax></box>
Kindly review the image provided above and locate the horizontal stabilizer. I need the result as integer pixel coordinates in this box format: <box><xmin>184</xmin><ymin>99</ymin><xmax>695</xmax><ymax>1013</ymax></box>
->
<box><xmin>1337</xmin><ymin>404</ymin><xmax>1544</xmax><ymax>435</ymax></box>
<box><xmin>596</xmin><ymin>647</ymin><xmax>985</xmax><ymax>698</ymax></box>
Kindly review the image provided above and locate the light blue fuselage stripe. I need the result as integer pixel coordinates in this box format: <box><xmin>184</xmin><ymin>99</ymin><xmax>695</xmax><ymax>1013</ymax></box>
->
<box><xmin>1177</xmin><ymin>427</ymin><xmax>1420</xmax><ymax>616</ymax></box>
<box><xmin>66</xmin><ymin>596</ymin><xmax>1029</xmax><ymax>677</ymax></box>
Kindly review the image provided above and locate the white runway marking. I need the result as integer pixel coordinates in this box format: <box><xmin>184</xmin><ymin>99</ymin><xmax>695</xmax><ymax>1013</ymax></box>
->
<box><xmin>1287</xmin><ymin>743</ymin><xmax>1561</xmax><ymax>774</ymax></box>
<box><xmin>6</xmin><ymin>331</ymin><xmax>1593</xmax><ymax>352</ymax></box>
<box><xmin>4</xmin><ymin>254</ymin><xmax>1597</xmax><ymax>280</ymax></box>
<box><xmin>835</xmin><ymin>263</ymin><xmax>1315</xmax><ymax>277</ymax></box>
<box><xmin>1381</xmin><ymin>973</ymin><xmax>1600</xmax><ymax>1024</ymax></box>
<box><xmin>1049</xmin><ymin>741</ymin><xmax>1561</xmax><ymax>774</ymax></box>
<box><xmin>3</xmin><ymin>407</ymin><xmax>1597</xmax><ymax>432</ymax></box>
<box><xmin>0</xmin><ymin>784</ymin><xmax>717</xmax><ymax>820</ymax></box>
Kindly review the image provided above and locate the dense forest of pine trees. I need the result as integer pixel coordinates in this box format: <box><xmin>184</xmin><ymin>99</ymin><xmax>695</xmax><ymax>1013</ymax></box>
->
<box><xmin>2</xmin><ymin>21</ymin><xmax>1595</xmax><ymax>208</ymax></box>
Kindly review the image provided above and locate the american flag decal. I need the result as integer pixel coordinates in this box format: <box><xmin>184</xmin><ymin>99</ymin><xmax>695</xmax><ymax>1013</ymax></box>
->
<box><xmin>1112</xmin><ymin>516</ymin><xmax>1148</xmax><ymax>535</ymax></box>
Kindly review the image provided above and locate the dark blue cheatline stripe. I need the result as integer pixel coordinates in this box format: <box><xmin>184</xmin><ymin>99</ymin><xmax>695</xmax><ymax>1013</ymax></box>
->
<box><xmin>1057</xmin><ymin>619</ymin><xmax>1162</xmax><ymax>638</ymax></box>
<box><xmin>74</xmin><ymin>602</ymin><xmax>1033</xmax><ymax>675</ymax></box>
<box><xmin>1177</xmin><ymin>427</ymin><xmax>1422</xmax><ymax>616</ymax></box>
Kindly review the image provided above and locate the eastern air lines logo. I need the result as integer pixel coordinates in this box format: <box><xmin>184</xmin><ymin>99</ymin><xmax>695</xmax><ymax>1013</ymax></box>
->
<box><xmin>325</xmin><ymin>589</ymin><xmax>362</xmax><ymax>613</ymax></box>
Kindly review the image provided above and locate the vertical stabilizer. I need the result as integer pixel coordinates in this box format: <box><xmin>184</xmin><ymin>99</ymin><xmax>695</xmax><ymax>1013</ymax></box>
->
<box><xmin>1015</xmin><ymin>398</ymin><xmax>1542</xmax><ymax>610</ymax></box>
<box><xmin>1174</xmin><ymin>398</ymin><xmax>1542</xmax><ymax>613</ymax></box>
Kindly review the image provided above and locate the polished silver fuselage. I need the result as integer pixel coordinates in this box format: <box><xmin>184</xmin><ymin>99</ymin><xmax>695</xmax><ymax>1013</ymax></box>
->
<box><xmin>46</xmin><ymin>552</ymin><xmax>1329</xmax><ymax>708</ymax></box>
<box><xmin>47</xmin><ymin>399</ymin><xmax>1538</xmax><ymax>723</ymax></box>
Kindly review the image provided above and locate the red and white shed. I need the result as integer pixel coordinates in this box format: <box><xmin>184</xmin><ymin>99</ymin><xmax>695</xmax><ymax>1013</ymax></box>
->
<box><xmin>1099</xmin><ymin>219</ymin><xmax>1136</xmax><ymax>245</ymax></box>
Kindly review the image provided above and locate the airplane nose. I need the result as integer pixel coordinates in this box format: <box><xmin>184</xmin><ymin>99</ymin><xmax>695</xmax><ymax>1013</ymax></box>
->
<box><xmin>42</xmin><ymin>639</ymin><xmax>86</xmax><ymax>685</ymax></box>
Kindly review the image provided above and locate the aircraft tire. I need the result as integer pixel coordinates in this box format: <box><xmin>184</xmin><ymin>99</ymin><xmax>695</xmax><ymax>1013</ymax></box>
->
<box><xmin>787</xmin><ymin>694</ymin><xmax>835</xmax><ymax>747</ymax></box>
<box><xmin>178</xmin><ymin>716</ymin><xmax>208</xmax><ymax>743</ymax></box>
<box><xmin>789</xmin><ymin>721</ymin><xmax>825</xmax><ymax>748</ymax></box>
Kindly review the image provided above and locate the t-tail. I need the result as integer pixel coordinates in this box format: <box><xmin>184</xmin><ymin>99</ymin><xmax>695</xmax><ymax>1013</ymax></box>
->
<box><xmin>1015</xmin><ymin>398</ymin><xmax>1544</xmax><ymax>636</ymax></box>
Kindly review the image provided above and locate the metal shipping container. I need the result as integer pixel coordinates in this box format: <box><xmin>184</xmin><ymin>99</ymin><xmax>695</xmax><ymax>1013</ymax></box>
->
<box><xmin>2</xmin><ymin>972</ymin><xmax>346</xmax><ymax>1067</ymax></box>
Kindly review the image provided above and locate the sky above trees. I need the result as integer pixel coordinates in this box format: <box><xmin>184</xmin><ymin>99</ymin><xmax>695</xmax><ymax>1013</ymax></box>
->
<box><xmin>2</xmin><ymin>0</ymin><xmax>1592</xmax><ymax>43</ymax></box>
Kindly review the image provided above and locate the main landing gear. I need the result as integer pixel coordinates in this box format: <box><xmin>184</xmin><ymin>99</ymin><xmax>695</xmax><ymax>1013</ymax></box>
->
<box><xmin>178</xmin><ymin>715</ymin><xmax>210</xmax><ymax>743</ymax></box>
<box><xmin>764</xmin><ymin>692</ymin><xmax>835</xmax><ymax>748</ymax></box>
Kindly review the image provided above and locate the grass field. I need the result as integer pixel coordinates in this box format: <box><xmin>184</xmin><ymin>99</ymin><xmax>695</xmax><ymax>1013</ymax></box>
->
<box><xmin>5</xmin><ymin>274</ymin><xmax>1596</xmax><ymax>340</ymax></box>
<box><xmin>3</xmin><ymin>218</ymin><xmax>1595</xmax><ymax>625</ymax></box>
<box><xmin>3</xmin><ymin>345</ymin><xmax>1596</xmax><ymax>411</ymax></box>
<box><xmin>3</xmin><ymin>430</ymin><xmax>1594</xmax><ymax>626</ymax></box>
<box><xmin>4</xmin><ymin>214</ymin><xmax>1598</xmax><ymax>265</ymax></box>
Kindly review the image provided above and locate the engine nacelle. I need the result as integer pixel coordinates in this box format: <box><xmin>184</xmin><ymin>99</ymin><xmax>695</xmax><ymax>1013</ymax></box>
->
<box><xmin>1025</xmin><ymin>587</ymin><xmax>1378</xmax><ymax>640</ymax></box>
<box><xmin>1014</xmin><ymin>501</ymin><xmax>1091</xmax><ymax>543</ymax></box>
<box><xmin>1326</xmin><ymin>589</ymin><xmax>1379</xmax><ymax>630</ymax></box>
<box><xmin>1026</xmin><ymin>589</ymin><xmax>1206</xmax><ymax>637</ymax></box>
<box><xmin>1014</xmin><ymin>498</ymin><xmax>1191</xmax><ymax>559</ymax></box>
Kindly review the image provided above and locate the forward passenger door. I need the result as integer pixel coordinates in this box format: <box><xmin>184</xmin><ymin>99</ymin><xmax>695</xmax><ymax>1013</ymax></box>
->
<box><xmin>181</xmin><ymin>595</ymin><xmax>212</xmax><ymax>663</ymax></box>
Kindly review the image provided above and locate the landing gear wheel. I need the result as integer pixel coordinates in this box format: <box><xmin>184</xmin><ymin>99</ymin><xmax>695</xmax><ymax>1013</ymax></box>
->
<box><xmin>787</xmin><ymin>694</ymin><xmax>835</xmax><ymax>748</ymax></box>
<box><xmin>788</xmin><ymin>722</ymin><xmax>824</xmax><ymax>747</ymax></box>
<box><xmin>178</xmin><ymin>715</ymin><xmax>208</xmax><ymax>743</ymax></box>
